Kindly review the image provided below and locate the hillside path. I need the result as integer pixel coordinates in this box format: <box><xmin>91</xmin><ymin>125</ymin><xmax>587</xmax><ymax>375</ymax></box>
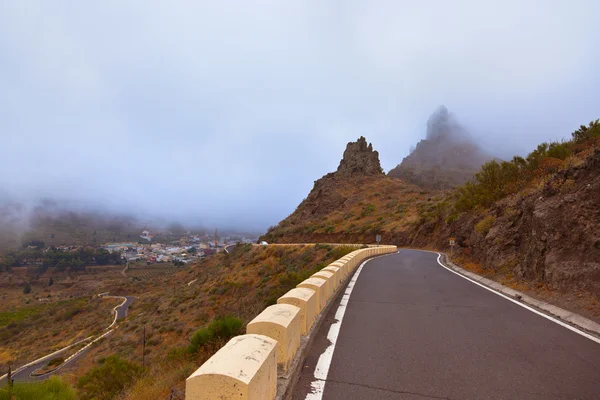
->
<box><xmin>294</xmin><ymin>250</ymin><xmax>600</xmax><ymax>400</ymax></box>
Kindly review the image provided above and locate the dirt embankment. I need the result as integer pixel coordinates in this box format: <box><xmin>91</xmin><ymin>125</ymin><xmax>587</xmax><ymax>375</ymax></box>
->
<box><xmin>411</xmin><ymin>149</ymin><xmax>600</xmax><ymax>296</ymax></box>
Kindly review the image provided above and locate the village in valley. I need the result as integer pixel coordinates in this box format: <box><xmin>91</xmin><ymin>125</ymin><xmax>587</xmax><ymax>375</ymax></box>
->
<box><xmin>104</xmin><ymin>229</ymin><xmax>258</xmax><ymax>265</ymax></box>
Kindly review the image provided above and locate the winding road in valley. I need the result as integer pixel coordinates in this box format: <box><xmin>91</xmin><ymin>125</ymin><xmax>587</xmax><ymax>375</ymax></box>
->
<box><xmin>294</xmin><ymin>250</ymin><xmax>600</xmax><ymax>400</ymax></box>
<box><xmin>2</xmin><ymin>295</ymin><xmax>134</xmax><ymax>383</ymax></box>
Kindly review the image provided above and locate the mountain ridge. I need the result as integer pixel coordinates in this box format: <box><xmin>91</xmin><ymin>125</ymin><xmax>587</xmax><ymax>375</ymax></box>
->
<box><xmin>388</xmin><ymin>106</ymin><xmax>495</xmax><ymax>188</ymax></box>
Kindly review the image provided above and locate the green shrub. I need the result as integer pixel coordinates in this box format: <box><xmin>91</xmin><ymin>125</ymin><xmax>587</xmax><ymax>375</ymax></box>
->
<box><xmin>0</xmin><ymin>376</ymin><xmax>75</xmax><ymax>400</ymax></box>
<box><xmin>475</xmin><ymin>216</ymin><xmax>496</xmax><ymax>236</ymax></box>
<box><xmin>360</xmin><ymin>204</ymin><xmax>376</xmax><ymax>217</ymax></box>
<box><xmin>445</xmin><ymin>212</ymin><xmax>460</xmax><ymax>225</ymax></box>
<box><xmin>571</xmin><ymin>119</ymin><xmax>600</xmax><ymax>143</ymax></box>
<box><xmin>188</xmin><ymin>316</ymin><xmax>243</xmax><ymax>353</ymax></box>
<box><xmin>77</xmin><ymin>355</ymin><xmax>143</xmax><ymax>400</ymax></box>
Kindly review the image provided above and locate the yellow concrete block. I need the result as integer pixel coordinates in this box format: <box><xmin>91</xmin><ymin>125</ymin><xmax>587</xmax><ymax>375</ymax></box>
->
<box><xmin>341</xmin><ymin>255</ymin><xmax>354</xmax><ymax>272</ymax></box>
<box><xmin>297</xmin><ymin>277</ymin><xmax>327</xmax><ymax>312</ymax></box>
<box><xmin>185</xmin><ymin>334</ymin><xmax>277</xmax><ymax>400</ymax></box>
<box><xmin>321</xmin><ymin>265</ymin><xmax>341</xmax><ymax>287</ymax></box>
<box><xmin>312</xmin><ymin>270</ymin><xmax>334</xmax><ymax>298</ymax></box>
<box><xmin>330</xmin><ymin>261</ymin><xmax>346</xmax><ymax>277</ymax></box>
<box><xmin>247</xmin><ymin>304</ymin><xmax>301</xmax><ymax>372</ymax></box>
<box><xmin>277</xmin><ymin>288</ymin><xmax>316</xmax><ymax>335</ymax></box>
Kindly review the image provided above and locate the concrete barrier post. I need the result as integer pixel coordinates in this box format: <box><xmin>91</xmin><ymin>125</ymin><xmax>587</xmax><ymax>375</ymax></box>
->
<box><xmin>247</xmin><ymin>304</ymin><xmax>301</xmax><ymax>372</ymax></box>
<box><xmin>321</xmin><ymin>265</ymin><xmax>341</xmax><ymax>287</ymax></box>
<box><xmin>185</xmin><ymin>334</ymin><xmax>277</xmax><ymax>400</ymax></box>
<box><xmin>297</xmin><ymin>277</ymin><xmax>327</xmax><ymax>312</ymax></box>
<box><xmin>277</xmin><ymin>288</ymin><xmax>316</xmax><ymax>335</ymax></box>
<box><xmin>330</xmin><ymin>261</ymin><xmax>346</xmax><ymax>278</ymax></box>
<box><xmin>312</xmin><ymin>270</ymin><xmax>335</xmax><ymax>297</ymax></box>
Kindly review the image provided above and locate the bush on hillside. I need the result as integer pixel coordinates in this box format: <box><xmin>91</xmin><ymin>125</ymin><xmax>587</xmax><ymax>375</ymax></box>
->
<box><xmin>0</xmin><ymin>376</ymin><xmax>75</xmax><ymax>400</ymax></box>
<box><xmin>453</xmin><ymin>134</ymin><xmax>590</xmax><ymax>212</ymax></box>
<box><xmin>571</xmin><ymin>119</ymin><xmax>600</xmax><ymax>143</ymax></box>
<box><xmin>187</xmin><ymin>316</ymin><xmax>243</xmax><ymax>354</ymax></box>
<box><xmin>475</xmin><ymin>216</ymin><xmax>496</xmax><ymax>236</ymax></box>
<box><xmin>77</xmin><ymin>355</ymin><xmax>144</xmax><ymax>400</ymax></box>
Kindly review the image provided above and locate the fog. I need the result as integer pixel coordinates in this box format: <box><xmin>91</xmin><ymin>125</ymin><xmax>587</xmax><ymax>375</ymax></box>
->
<box><xmin>1</xmin><ymin>1</ymin><xmax>599</xmax><ymax>231</ymax></box>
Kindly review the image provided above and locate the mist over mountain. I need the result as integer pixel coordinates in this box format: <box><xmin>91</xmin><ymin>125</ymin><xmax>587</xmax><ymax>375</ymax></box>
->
<box><xmin>388</xmin><ymin>106</ymin><xmax>496</xmax><ymax>189</ymax></box>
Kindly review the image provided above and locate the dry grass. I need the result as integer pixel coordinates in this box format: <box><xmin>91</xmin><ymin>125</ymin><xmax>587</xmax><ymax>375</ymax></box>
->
<box><xmin>265</xmin><ymin>176</ymin><xmax>435</xmax><ymax>243</ymax></box>
<box><xmin>15</xmin><ymin>244</ymin><xmax>356</xmax><ymax>397</ymax></box>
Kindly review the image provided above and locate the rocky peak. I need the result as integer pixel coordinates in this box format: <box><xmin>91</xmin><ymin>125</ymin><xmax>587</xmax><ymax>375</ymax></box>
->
<box><xmin>388</xmin><ymin>107</ymin><xmax>494</xmax><ymax>189</ymax></box>
<box><xmin>336</xmin><ymin>136</ymin><xmax>383</xmax><ymax>177</ymax></box>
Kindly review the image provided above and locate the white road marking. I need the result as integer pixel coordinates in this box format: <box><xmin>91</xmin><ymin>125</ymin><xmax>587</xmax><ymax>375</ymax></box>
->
<box><xmin>305</xmin><ymin>256</ymin><xmax>377</xmax><ymax>400</ymax></box>
<box><xmin>304</xmin><ymin>250</ymin><xmax>600</xmax><ymax>400</ymax></box>
<box><xmin>434</xmin><ymin>253</ymin><xmax>600</xmax><ymax>345</ymax></box>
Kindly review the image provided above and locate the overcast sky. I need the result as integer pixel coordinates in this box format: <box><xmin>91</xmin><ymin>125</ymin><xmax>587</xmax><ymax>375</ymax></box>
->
<box><xmin>1</xmin><ymin>1</ymin><xmax>599</xmax><ymax>231</ymax></box>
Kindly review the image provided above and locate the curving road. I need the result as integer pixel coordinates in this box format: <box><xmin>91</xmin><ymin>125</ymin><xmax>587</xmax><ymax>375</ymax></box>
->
<box><xmin>114</xmin><ymin>296</ymin><xmax>134</xmax><ymax>320</ymax></box>
<box><xmin>295</xmin><ymin>249</ymin><xmax>600</xmax><ymax>400</ymax></box>
<box><xmin>4</xmin><ymin>295</ymin><xmax>134</xmax><ymax>383</ymax></box>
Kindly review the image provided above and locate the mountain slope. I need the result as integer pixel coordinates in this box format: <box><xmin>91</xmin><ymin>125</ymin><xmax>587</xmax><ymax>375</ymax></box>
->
<box><xmin>262</xmin><ymin>137</ymin><xmax>434</xmax><ymax>244</ymax></box>
<box><xmin>388</xmin><ymin>106</ymin><xmax>495</xmax><ymax>188</ymax></box>
<box><xmin>264</xmin><ymin>117</ymin><xmax>600</xmax><ymax>308</ymax></box>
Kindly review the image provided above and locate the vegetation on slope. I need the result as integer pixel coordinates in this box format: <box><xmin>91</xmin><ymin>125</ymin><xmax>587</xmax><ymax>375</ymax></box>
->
<box><xmin>21</xmin><ymin>244</ymin><xmax>353</xmax><ymax>399</ymax></box>
<box><xmin>411</xmin><ymin>120</ymin><xmax>600</xmax><ymax>303</ymax></box>
<box><xmin>429</xmin><ymin>120</ymin><xmax>600</xmax><ymax>218</ymax></box>
<box><xmin>0</xmin><ymin>376</ymin><xmax>75</xmax><ymax>400</ymax></box>
<box><xmin>262</xmin><ymin>176</ymin><xmax>434</xmax><ymax>245</ymax></box>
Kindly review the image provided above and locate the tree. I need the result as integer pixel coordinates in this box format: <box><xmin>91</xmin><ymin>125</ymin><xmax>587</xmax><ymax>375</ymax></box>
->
<box><xmin>49</xmin><ymin>277</ymin><xmax>54</xmax><ymax>286</ymax></box>
<box><xmin>23</xmin><ymin>283</ymin><xmax>32</xmax><ymax>294</ymax></box>
<box><xmin>55</xmin><ymin>260</ymin><xmax>69</xmax><ymax>272</ymax></box>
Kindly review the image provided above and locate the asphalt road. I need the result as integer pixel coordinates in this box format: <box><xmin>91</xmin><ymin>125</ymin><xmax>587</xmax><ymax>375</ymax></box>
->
<box><xmin>294</xmin><ymin>250</ymin><xmax>600</xmax><ymax>400</ymax></box>
<box><xmin>8</xmin><ymin>296</ymin><xmax>135</xmax><ymax>382</ymax></box>
<box><xmin>115</xmin><ymin>296</ymin><xmax>134</xmax><ymax>320</ymax></box>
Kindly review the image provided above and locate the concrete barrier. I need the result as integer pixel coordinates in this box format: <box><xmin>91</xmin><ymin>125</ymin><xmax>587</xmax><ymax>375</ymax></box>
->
<box><xmin>277</xmin><ymin>288</ymin><xmax>316</xmax><ymax>335</ymax></box>
<box><xmin>185</xmin><ymin>243</ymin><xmax>399</xmax><ymax>400</ymax></box>
<box><xmin>297</xmin><ymin>277</ymin><xmax>327</xmax><ymax>312</ymax></box>
<box><xmin>185</xmin><ymin>334</ymin><xmax>277</xmax><ymax>400</ymax></box>
<box><xmin>312</xmin><ymin>270</ymin><xmax>335</xmax><ymax>298</ymax></box>
<box><xmin>321</xmin><ymin>265</ymin><xmax>341</xmax><ymax>287</ymax></box>
<box><xmin>247</xmin><ymin>304</ymin><xmax>301</xmax><ymax>371</ymax></box>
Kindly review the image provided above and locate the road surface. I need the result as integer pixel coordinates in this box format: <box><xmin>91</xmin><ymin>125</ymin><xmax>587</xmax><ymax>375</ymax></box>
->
<box><xmin>294</xmin><ymin>250</ymin><xmax>600</xmax><ymax>400</ymax></box>
<box><xmin>8</xmin><ymin>296</ymin><xmax>134</xmax><ymax>382</ymax></box>
<box><xmin>114</xmin><ymin>296</ymin><xmax>134</xmax><ymax>320</ymax></box>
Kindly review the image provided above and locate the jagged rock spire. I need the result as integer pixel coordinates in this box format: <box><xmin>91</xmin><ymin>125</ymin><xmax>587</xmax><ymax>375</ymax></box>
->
<box><xmin>336</xmin><ymin>136</ymin><xmax>383</xmax><ymax>177</ymax></box>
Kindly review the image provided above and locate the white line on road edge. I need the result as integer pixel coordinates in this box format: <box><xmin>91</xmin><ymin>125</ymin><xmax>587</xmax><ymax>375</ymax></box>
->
<box><xmin>105</xmin><ymin>296</ymin><xmax>128</xmax><ymax>329</ymax></box>
<box><xmin>305</xmin><ymin>254</ymin><xmax>389</xmax><ymax>400</ymax></box>
<box><xmin>0</xmin><ymin>336</ymin><xmax>93</xmax><ymax>382</ymax></box>
<box><xmin>434</xmin><ymin>253</ymin><xmax>600</xmax><ymax>345</ymax></box>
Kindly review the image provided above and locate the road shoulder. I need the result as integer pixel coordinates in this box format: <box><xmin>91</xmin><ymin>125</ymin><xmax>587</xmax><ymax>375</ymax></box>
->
<box><xmin>433</xmin><ymin>250</ymin><xmax>600</xmax><ymax>341</ymax></box>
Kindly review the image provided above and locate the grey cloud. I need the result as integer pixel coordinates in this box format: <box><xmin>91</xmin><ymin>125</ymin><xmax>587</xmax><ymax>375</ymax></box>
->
<box><xmin>1</xmin><ymin>0</ymin><xmax>599</xmax><ymax>230</ymax></box>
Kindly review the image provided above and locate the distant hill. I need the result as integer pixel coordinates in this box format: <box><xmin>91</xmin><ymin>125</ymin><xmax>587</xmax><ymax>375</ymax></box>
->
<box><xmin>388</xmin><ymin>106</ymin><xmax>495</xmax><ymax>189</ymax></box>
<box><xmin>0</xmin><ymin>200</ymin><xmax>142</xmax><ymax>250</ymax></box>
<box><xmin>261</xmin><ymin>137</ymin><xmax>434</xmax><ymax>244</ymax></box>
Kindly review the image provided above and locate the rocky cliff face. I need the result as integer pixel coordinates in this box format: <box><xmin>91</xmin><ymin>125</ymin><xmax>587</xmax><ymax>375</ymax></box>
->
<box><xmin>336</xmin><ymin>136</ymin><xmax>383</xmax><ymax>177</ymax></box>
<box><xmin>411</xmin><ymin>149</ymin><xmax>600</xmax><ymax>295</ymax></box>
<box><xmin>288</xmin><ymin>137</ymin><xmax>383</xmax><ymax>221</ymax></box>
<box><xmin>388</xmin><ymin>106</ymin><xmax>494</xmax><ymax>188</ymax></box>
